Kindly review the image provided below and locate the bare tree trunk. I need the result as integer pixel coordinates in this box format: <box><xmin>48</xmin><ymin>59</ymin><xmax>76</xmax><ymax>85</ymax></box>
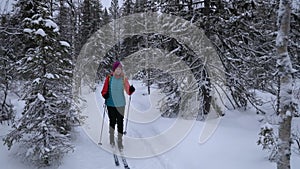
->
<box><xmin>276</xmin><ymin>1</ymin><xmax>294</xmax><ymax>169</ymax></box>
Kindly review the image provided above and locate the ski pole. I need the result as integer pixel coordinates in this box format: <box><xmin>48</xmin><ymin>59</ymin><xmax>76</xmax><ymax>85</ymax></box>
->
<box><xmin>98</xmin><ymin>104</ymin><xmax>107</xmax><ymax>145</ymax></box>
<box><xmin>123</xmin><ymin>95</ymin><xmax>131</xmax><ymax>135</ymax></box>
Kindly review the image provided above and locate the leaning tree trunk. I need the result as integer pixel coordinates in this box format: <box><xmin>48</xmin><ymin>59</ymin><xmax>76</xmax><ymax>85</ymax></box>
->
<box><xmin>276</xmin><ymin>1</ymin><xmax>295</xmax><ymax>169</ymax></box>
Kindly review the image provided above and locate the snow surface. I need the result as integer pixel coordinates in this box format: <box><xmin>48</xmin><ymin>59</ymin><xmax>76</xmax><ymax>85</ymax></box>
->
<box><xmin>23</xmin><ymin>28</ymin><xmax>33</xmax><ymax>34</ymax></box>
<box><xmin>1</xmin><ymin>81</ymin><xmax>300</xmax><ymax>169</ymax></box>
<box><xmin>45</xmin><ymin>19</ymin><xmax>59</xmax><ymax>32</ymax></box>
<box><xmin>45</xmin><ymin>73</ymin><xmax>55</xmax><ymax>79</ymax></box>
<box><xmin>37</xmin><ymin>93</ymin><xmax>45</xmax><ymax>102</ymax></box>
<box><xmin>60</xmin><ymin>41</ymin><xmax>71</xmax><ymax>48</ymax></box>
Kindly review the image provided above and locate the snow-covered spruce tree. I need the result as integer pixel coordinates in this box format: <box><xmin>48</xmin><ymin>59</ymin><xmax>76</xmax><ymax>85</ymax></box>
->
<box><xmin>133</xmin><ymin>0</ymin><xmax>158</xmax><ymax>13</ymax></box>
<box><xmin>91</xmin><ymin>0</ymin><xmax>104</xmax><ymax>28</ymax></box>
<box><xmin>80</xmin><ymin>0</ymin><xmax>103</xmax><ymax>45</ymax></box>
<box><xmin>109</xmin><ymin>0</ymin><xmax>122</xmax><ymax>59</ymax></box>
<box><xmin>275</xmin><ymin>0</ymin><xmax>298</xmax><ymax>169</ymax></box>
<box><xmin>4</xmin><ymin>1</ymin><xmax>75</xmax><ymax>167</ymax></box>
<box><xmin>0</xmin><ymin>15</ymin><xmax>15</xmax><ymax>125</ymax></box>
<box><xmin>160</xmin><ymin>0</ymin><xmax>180</xmax><ymax>15</ymax></box>
<box><xmin>257</xmin><ymin>122</ymin><xmax>279</xmax><ymax>161</ymax></box>
<box><xmin>145</xmin><ymin>0</ymin><xmax>159</xmax><ymax>12</ymax></box>
<box><xmin>74</xmin><ymin>0</ymin><xmax>104</xmax><ymax>79</ymax></box>
<box><xmin>134</xmin><ymin>0</ymin><xmax>146</xmax><ymax>13</ymax></box>
<box><xmin>110</xmin><ymin>0</ymin><xmax>120</xmax><ymax>17</ymax></box>
<box><xmin>9</xmin><ymin>0</ymin><xmax>40</xmax><ymax>66</ymax></box>
<box><xmin>159</xmin><ymin>0</ymin><xmax>191</xmax><ymax>17</ymax></box>
<box><xmin>122</xmin><ymin>0</ymin><xmax>135</xmax><ymax>16</ymax></box>
<box><xmin>120</xmin><ymin>0</ymin><xmax>135</xmax><ymax>54</ymax></box>
<box><xmin>102</xmin><ymin>7</ymin><xmax>111</xmax><ymax>25</ymax></box>
<box><xmin>81</xmin><ymin>0</ymin><xmax>93</xmax><ymax>31</ymax></box>
<box><xmin>73</xmin><ymin>0</ymin><xmax>84</xmax><ymax>57</ymax></box>
<box><xmin>57</xmin><ymin>0</ymin><xmax>76</xmax><ymax>53</ymax></box>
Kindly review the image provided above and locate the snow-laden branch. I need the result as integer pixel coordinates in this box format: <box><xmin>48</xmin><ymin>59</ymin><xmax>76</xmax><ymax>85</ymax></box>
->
<box><xmin>0</xmin><ymin>28</ymin><xmax>22</xmax><ymax>35</ymax></box>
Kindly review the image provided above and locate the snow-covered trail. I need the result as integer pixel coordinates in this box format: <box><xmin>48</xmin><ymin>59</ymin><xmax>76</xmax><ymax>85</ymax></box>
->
<box><xmin>1</xmin><ymin>81</ymin><xmax>300</xmax><ymax>169</ymax></box>
<box><xmin>58</xmin><ymin>126</ymin><xmax>178</xmax><ymax>169</ymax></box>
<box><xmin>123</xmin><ymin>120</ymin><xmax>179</xmax><ymax>169</ymax></box>
<box><xmin>64</xmin><ymin>82</ymin><xmax>272</xmax><ymax>169</ymax></box>
<box><xmin>59</xmin><ymin>110</ymin><xmax>279</xmax><ymax>169</ymax></box>
<box><xmin>73</xmin><ymin>82</ymin><xmax>181</xmax><ymax>169</ymax></box>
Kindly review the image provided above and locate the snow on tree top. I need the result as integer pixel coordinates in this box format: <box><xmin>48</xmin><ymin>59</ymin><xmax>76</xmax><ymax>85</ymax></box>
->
<box><xmin>45</xmin><ymin>19</ymin><xmax>59</xmax><ymax>32</ymax></box>
<box><xmin>27</xmin><ymin>57</ymin><xmax>33</xmax><ymax>61</ymax></box>
<box><xmin>23</xmin><ymin>28</ymin><xmax>33</xmax><ymax>33</ymax></box>
<box><xmin>292</xmin><ymin>0</ymin><xmax>300</xmax><ymax>11</ymax></box>
<box><xmin>37</xmin><ymin>93</ymin><xmax>45</xmax><ymax>102</ymax></box>
<box><xmin>60</xmin><ymin>41</ymin><xmax>71</xmax><ymax>48</ymax></box>
<box><xmin>45</xmin><ymin>73</ymin><xmax>57</xmax><ymax>79</ymax></box>
<box><xmin>286</xmin><ymin>110</ymin><xmax>292</xmax><ymax>116</ymax></box>
<box><xmin>35</xmin><ymin>29</ymin><xmax>46</xmax><ymax>37</ymax></box>
<box><xmin>33</xmin><ymin>78</ymin><xmax>41</xmax><ymax>84</ymax></box>
<box><xmin>31</xmin><ymin>17</ymin><xmax>42</xmax><ymax>25</ymax></box>
<box><xmin>261</xmin><ymin>122</ymin><xmax>273</xmax><ymax>130</ymax></box>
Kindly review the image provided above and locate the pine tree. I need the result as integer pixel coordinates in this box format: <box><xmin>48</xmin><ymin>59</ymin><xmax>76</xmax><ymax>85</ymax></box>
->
<box><xmin>9</xmin><ymin>0</ymin><xmax>39</xmax><ymax>63</ymax></box>
<box><xmin>57</xmin><ymin>0</ymin><xmax>75</xmax><ymax>47</ymax></box>
<box><xmin>92</xmin><ymin>0</ymin><xmax>104</xmax><ymax>29</ymax></box>
<box><xmin>109</xmin><ymin>0</ymin><xmax>120</xmax><ymax>20</ymax></box>
<box><xmin>145</xmin><ymin>0</ymin><xmax>159</xmax><ymax>12</ymax></box>
<box><xmin>4</xmin><ymin>1</ymin><xmax>76</xmax><ymax>166</ymax></box>
<box><xmin>81</xmin><ymin>0</ymin><xmax>93</xmax><ymax>45</ymax></box>
<box><xmin>109</xmin><ymin>0</ymin><xmax>121</xmax><ymax>59</ymax></box>
<box><xmin>0</xmin><ymin>14</ymin><xmax>15</xmax><ymax>124</ymax></box>
<box><xmin>94</xmin><ymin>7</ymin><xmax>112</xmax><ymax>82</ymax></box>
<box><xmin>119</xmin><ymin>0</ymin><xmax>135</xmax><ymax>67</ymax></box>
<box><xmin>160</xmin><ymin>0</ymin><xmax>185</xmax><ymax>16</ymax></box>
<box><xmin>102</xmin><ymin>7</ymin><xmax>110</xmax><ymax>25</ymax></box>
<box><xmin>80</xmin><ymin>0</ymin><xmax>103</xmax><ymax>45</ymax></box>
<box><xmin>134</xmin><ymin>0</ymin><xmax>146</xmax><ymax>13</ymax></box>
<box><xmin>73</xmin><ymin>0</ymin><xmax>83</xmax><ymax>57</ymax></box>
<box><xmin>122</xmin><ymin>0</ymin><xmax>134</xmax><ymax>16</ymax></box>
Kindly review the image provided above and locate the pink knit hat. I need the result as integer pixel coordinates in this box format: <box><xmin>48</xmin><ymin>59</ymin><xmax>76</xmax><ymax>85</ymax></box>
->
<box><xmin>112</xmin><ymin>61</ymin><xmax>122</xmax><ymax>71</ymax></box>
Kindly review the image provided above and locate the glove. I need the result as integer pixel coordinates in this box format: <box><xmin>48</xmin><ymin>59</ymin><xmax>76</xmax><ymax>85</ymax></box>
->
<box><xmin>103</xmin><ymin>92</ymin><xmax>109</xmax><ymax>99</ymax></box>
<box><xmin>129</xmin><ymin>85</ymin><xmax>135</xmax><ymax>93</ymax></box>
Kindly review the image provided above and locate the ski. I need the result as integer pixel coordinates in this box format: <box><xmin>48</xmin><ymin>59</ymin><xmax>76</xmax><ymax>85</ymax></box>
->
<box><xmin>113</xmin><ymin>153</ymin><xmax>120</xmax><ymax>166</ymax></box>
<box><xmin>112</xmin><ymin>144</ymin><xmax>120</xmax><ymax>166</ymax></box>
<box><xmin>120</xmin><ymin>156</ymin><xmax>130</xmax><ymax>169</ymax></box>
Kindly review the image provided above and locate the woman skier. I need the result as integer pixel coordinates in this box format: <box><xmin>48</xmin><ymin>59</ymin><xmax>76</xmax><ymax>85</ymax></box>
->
<box><xmin>101</xmin><ymin>61</ymin><xmax>135</xmax><ymax>150</ymax></box>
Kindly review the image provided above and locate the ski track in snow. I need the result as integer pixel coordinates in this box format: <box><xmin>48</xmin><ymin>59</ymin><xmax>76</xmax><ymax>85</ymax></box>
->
<box><xmin>128</xmin><ymin>125</ymin><xmax>177</xmax><ymax>169</ymax></box>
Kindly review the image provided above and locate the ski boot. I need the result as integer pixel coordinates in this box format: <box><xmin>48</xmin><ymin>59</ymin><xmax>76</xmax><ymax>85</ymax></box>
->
<box><xmin>117</xmin><ymin>134</ymin><xmax>124</xmax><ymax>151</ymax></box>
<box><xmin>109</xmin><ymin>128</ymin><xmax>115</xmax><ymax>147</ymax></box>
